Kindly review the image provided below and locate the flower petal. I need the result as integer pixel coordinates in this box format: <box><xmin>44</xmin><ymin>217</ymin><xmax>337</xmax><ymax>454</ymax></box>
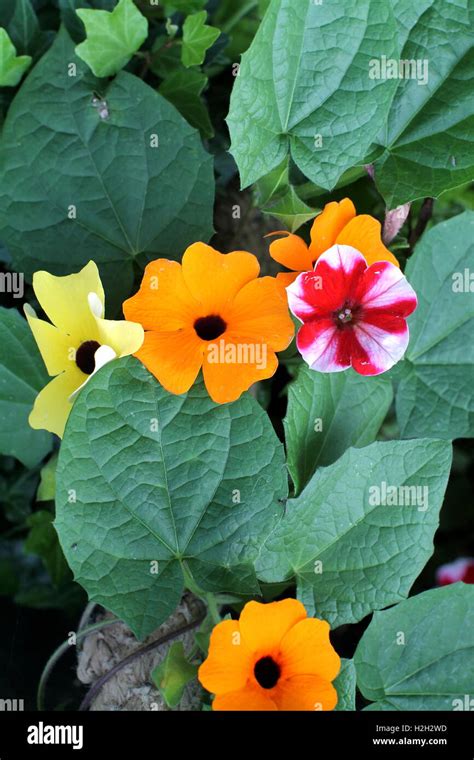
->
<box><xmin>313</xmin><ymin>244</ymin><xmax>368</xmax><ymax>308</ymax></box>
<box><xmin>24</xmin><ymin>305</ymin><xmax>72</xmax><ymax>376</ymax></box>
<box><xmin>309</xmin><ymin>198</ymin><xmax>355</xmax><ymax>260</ymax></box>
<box><xmin>123</xmin><ymin>259</ymin><xmax>199</xmax><ymax>331</ymax></box>
<box><xmin>351</xmin><ymin>317</ymin><xmax>410</xmax><ymax>376</ymax></box>
<box><xmin>227</xmin><ymin>276</ymin><xmax>294</xmax><ymax>351</ymax></box>
<box><xmin>274</xmin><ymin>674</ymin><xmax>338</xmax><ymax>711</ymax></box>
<box><xmin>32</xmin><ymin>261</ymin><xmax>104</xmax><ymax>341</ymax></box>
<box><xmin>198</xmin><ymin>620</ymin><xmax>253</xmax><ymax>695</ymax></box>
<box><xmin>336</xmin><ymin>214</ymin><xmax>400</xmax><ymax>268</ymax></box>
<box><xmin>133</xmin><ymin>329</ymin><xmax>204</xmax><ymax>396</ymax></box>
<box><xmin>268</xmin><ymin>232</ymin><xmax>313</xmax><ymax>272</ymax></box>
<box><xmin>94</xmin><ymin>315</ymin><xmax>144</xmax><ymax>358</ymax></box>
<box><xmin>239</xmin><ymin>599</ymin><xmax>307</xmax><ymax>657</ymax></box>
<box><xmin>276</xmin><ymin>271</ymin><xmax>299</xmax><ymax>288</ymax></box>
<box><xmin>182</xmin><ymin>243</ymin><xmax>260</xmax><ymax>314</ymax></box>
<box><xmin>202</xmin><ymin>336</ymin><xmax>278</xmax><ymax>403</ymax></box>
<box><xmin>286</xmin><ymin>245</ymin><xmax>367</xmax><ymax>322</ymax></box>
<box><xmin>279</xmin><ymin>618</ymin><xmax>340</xmax><ymax>681</ymax></box>
<box><xmin>296</xmin><ymin>319</ymin><xmax>351</xmax><ymax>373</ymax></box>
<box><xmin>212</xmin><ymin>686</ymin><xmax>277</xmax><ymax>711</ymax></box>
<box><xmin>29</xmin><ymin>368</ymin><xmax>85</xmax><ymax>438</ymax></box>
<box><xmin>356</xmin><ymin>260</ymin><xmax>417</xmax><ymax>316</ymax></box>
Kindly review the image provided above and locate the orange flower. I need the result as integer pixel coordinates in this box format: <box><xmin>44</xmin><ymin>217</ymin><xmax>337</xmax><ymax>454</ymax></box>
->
<box><xmin>123</xmin><ymin>243</ymin><xmax>294</xmax><ymax>404</ymax></box>
<box><xmin>268</xmin><ymin>197</ymin><xmax>399</xmax><ymax>287</ymax></box>
<box><xmin>198</xmin><ymin>599</ymin><xmax>340</xmax><ymax>711</ymax></box>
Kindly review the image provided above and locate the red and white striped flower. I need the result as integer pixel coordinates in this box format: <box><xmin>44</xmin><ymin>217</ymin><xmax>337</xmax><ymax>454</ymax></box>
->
<box><xmin>286</xmin><ymin>244</ymin><xmax>417</xmax><ymax>376</ymax></box>
<box><xmin>436</xmin><ymin>558</ymin><xmax>474</xmax><ymax>586</ymax></box>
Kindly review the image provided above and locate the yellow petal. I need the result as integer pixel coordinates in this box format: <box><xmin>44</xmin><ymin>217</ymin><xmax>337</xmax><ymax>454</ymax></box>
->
<box><xmin>32</xmin><ymin>261</ymin><xmax>104</xmax><ymax>342</ymax></box>
<box><xmin>93</xmin><ymin>312</ymin><xmax>144</xmax><ymax>358</ymax></box>
<box><xmin>29</xmin><ymin>368</ymin><xmax>85</xmax><ymax>438</ymax></box>
<box><xmin>24</xmin><ymin>304</ymin><xmax>73</xmax><ymax>376</ymax></box>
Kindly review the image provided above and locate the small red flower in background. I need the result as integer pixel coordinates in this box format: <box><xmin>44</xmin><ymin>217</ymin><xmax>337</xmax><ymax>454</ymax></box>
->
<box><xmin>287</xmin><ymin>244</ymin><xmax>417</xmax><ymax>376</ymax></box>
<box><xmin>436</xmin><ymin>558</ymin><xmax>474</xmax><ymax>586</ymax></box>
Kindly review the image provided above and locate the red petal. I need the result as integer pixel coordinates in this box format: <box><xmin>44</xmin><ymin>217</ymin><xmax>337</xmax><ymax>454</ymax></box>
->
<box><xmin>286</xmin><ymin>244</ymin><xmax>367</xmax><ymax>322</ymax></box>
<box><xmin>297</xmin><ymin>319</ymin><xmax>351</xmax><ymax>372</ymax></box>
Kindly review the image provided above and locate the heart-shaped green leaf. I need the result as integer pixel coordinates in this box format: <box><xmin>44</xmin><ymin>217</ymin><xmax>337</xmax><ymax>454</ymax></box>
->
<box><xmin>355</xmin><ymin>583</ymin><xmax>474</xmax><ymax>710</ymax></box>
<box><xmin>257</xmin><ymin>438</ymin><xmax>452</xmax><ymax>627</ymax></box>
<box><xmin>55</xmin><ymin>358</ymin><xmax>287</xmax><ymax>638</ymax></box>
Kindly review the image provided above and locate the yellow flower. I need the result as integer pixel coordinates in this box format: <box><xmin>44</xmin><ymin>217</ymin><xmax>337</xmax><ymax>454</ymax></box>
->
<box><xmin>25</xmin><ymin>261</ymin><xmax>144</xmax><ymax>438</ymax></box>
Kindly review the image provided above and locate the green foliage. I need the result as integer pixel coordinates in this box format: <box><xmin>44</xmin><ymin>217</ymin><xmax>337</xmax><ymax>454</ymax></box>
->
<box><xmin>0</xmin><ymin>308</ymin><xmax>52</xmax><ymax>468</ymax></box>
<box><xmin>152</xmin><ymin>642</ymin><xmax>199</xmax><ymax>708</ymax></box>
<box><xmin>0</xmin><ymin>458</ymin><xmax>39</xmax><ymax>523</ymax></box>
<box><xmin>181</xmin><ymin>11</ymin><xmax>220</xmax><ymax>68</ymax></box>
<box><xmin>1</xmin><ymin>0</ymin><xmax>44</xmax><ymax>58</ymax></box>
<box><xmin>335</xmin><ymin>659</ymin><xmax>356</xmax><ymax>711</ymax></box>
<box><xmin>285</xmin><ymin>367</ymin><xmax>393</xmax><ymax>494</ymax></box>
<box><xmin>25</xmin><ymin>510</ymin><xmax>70</xmax><ymax>588</ymax></box>
<box><xmin>262</xmin><ymin>187</ymin><xmax>318</xmax><ymax>232</ymax></box>
<box><xmin>0</xmin><ymin>28</ymin><xmax>32</xmax><ymax>87</ymax></box>
<box><xmin>228</xmin><ymin>0</ymin><xmax>399</xmax><ymax>189</ymax></box>
<box><xmin>163</xmin><ymin>0</ymin><xmax>207</xmax><ymax>12</ymax></box>
<box><xmin>396</xmin><ymin>212</ymin><xmax>474</xmax><ymax>439</ymax></box>
<box><xmin>55</xmin><ymin>358</ymin><xmax>287</xmax><ymax>638</ymax></box>
<box><xmin>228</xmin><ymin>0</ymin><xmax>474</xmax><ymax>207</ymax></box>
<box><xmin>257</xmin><ymin>439</ymin><xmax>452</xmax><ymax>627</ymax></box>
<box><xmin>0</xmin><ymin>28</ymin><xmax>214</xmax><ymax>313</ymax></box>
<box><xmin>373</xmin><ymin>0</ymin><xmax>474</xmax><ymax>206</ymax></box>
<box><xmin>37</xmin><ymin>454</ymin><xmax>58</xmax><ymax>503</ymax></box>
<box><xmin>59</xmin><ymin>0</ymin><xmax>118</xmax><ymax>42</ymax></box>
<box><xmin>158</xmin><ymin>68</ymin><xmax>213</xmax><ymax>138</ymax></box>
<box><xmin>75</xmin><ymin>0</ymin><xmax>148</xmax><ymax>77</ymax></box>
<box><xmin>355</xmin><ymin>583</ymin><xmax>474</xmax><ymax>710</ymax></box>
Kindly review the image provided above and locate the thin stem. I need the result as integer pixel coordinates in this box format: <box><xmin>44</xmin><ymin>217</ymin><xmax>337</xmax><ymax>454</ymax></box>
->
<box><xmin>204</xmin><ymin>593</ymin><xmax>222</xmax><ymax>627</ymax></box>
<box><xmin>77</xmin><ymin>601</ymin><xmax>97</xmax><ymax>637</ymax></box>
<box><xmin>37</xmin><ymin>619</ymin><xmax>120</xmax><ymax>712</ymax></box>
<box><xmin>221</xmin><ymin>0</ymin><xmax>258</xmax><ymax>33</ymax></box>
<box><xmin>408</xmin><ymin>197</ymin><xmax>434</xmax><ymax>251</ymax></box>
<box><xmin>181</xmin><ymin>562</ymin><xmax>222</xmax><ymax>626</ymax></box>
<box><xmin>79</xmin><ymin>608</ymin><xmax>206</xmax><ymax>711</ymax></box>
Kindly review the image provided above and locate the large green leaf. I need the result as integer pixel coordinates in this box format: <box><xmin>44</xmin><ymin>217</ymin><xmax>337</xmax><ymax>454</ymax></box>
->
<box><xmin>257</xmin><ymin>439</ymin><xmax>452</xmax><ymax>627</ymax></box>
<box><xmin>373</xmin><ymin>0</ymin><xmax>474</xmax><ymax>206</ymax></box>
<box><xmin>355</xmin><ymin>583</ymin><xmax>474</xmax><ymax>710</ymax></box>
<box><xmin>0</xmin><ymin>308</ymin><xmax>52</xmax><ymax>468</ymax></box>
<box><xmin>55</xmin><ymin>358</ymin><xmax>287</xmax><ymax>638</ymax></box>
<box><xmin>227</xmin><ymin>0</ymin><xmax>399</xmax><ymax>189</ymax></box>
<box><xmin>75</xmin><ymin>0</ymin><xmax>148</xmax><ymax>77</ymax></box>
<box><xmin>0</xmin><ymin>28</ymin><xmax>214</xmax><ymax>313</ymax></box>
<box><xmin>285</xmin><ymin>367</ymin><xmax>393</xmax><ymax>495</ymax></box>
<box><xmin>396</xmin><ymin>212</ymin><xmax>474</xmax><ymax>439</ymax></box>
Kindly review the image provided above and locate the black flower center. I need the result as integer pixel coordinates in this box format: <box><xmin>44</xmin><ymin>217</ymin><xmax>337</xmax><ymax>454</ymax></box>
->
<box><xmin>254</xmin><ymin>656</ymin><xmax>281</xmax><ymax>689</ymax></box>
<box><xmin>194</xmin><ymin>314</ymin><xmax>227</xmax><ymax>341</ymax></box>
<box><xmin>75</xmin><ymin>340</ymin><xmax>101</xmax><ymax>375</ymax></box>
